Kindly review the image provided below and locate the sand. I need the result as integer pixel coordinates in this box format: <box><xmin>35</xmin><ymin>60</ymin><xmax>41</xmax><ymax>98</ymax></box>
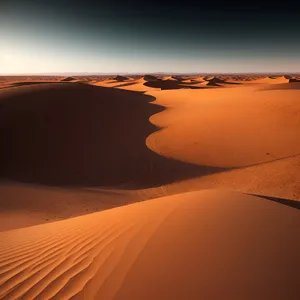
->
<box><xmin>0</xmin><ymin>74</ymin><xmax>299</xmax><ymax>299</ymax></box>
<box><xmin>0</xmin><ymin>190</ymin><xmax>299</xmax><ymax>299</ymax></box>
<box><xmin>146</xmin><ymin>85</ymin><xmax>300</xmax><ymax>167</ymax></box>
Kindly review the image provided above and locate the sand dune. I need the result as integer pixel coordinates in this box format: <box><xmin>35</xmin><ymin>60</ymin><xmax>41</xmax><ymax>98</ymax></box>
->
<box><xmin>0</xmin><ymin>83</ymin><xmax>224</xmax><ymax>189</ymax></box>
<box><xmin>179</xmin><ymin>76</ymin><xmax>239</xmax><ymax>87</ymax></box>
<box><xmin>181</xmin><ymin>78</ymin><xmax>193</xmax><ymax>83</ymax></box>
<box><xmin>60</xmin><ymin>77</ymin><xmax>76</xmax><ymax>82</ymax></box>
<box><xmin>203</xmin><ymin>75</ymin><xmax>214</xmax><ymax>80</ymax></box>
<box><xmin>1</xmin><ymin>78</ymin><xmax>300</xmax><ymax>229</ymax></box>
<box><xmin>235</xmin><ymin>76</ymin><xmax>290</xmax><ymax>84</ymax></box>
<box><xmin>93</xmin><ymin>77</ymin><xmax>157</xmax><ymax>91</ymax></box>
<box><xmin>163</xmin><ymin>153</ymin><xmax>300</xmax><ymax>201</ymax></box>
<box><xmin>0</xmin><ymin>189</ymin><xmax>298</xmax><ymax>300</ymax></box>
<box><xmin>143</xmin><ymin>77</ymin><xmax>207</xmax><ymax>90</ymax></box>
<box><xmin>143</xmin><ymin>74</ymin><xmax>158</xmax><ymax>81</ymax></box>
<box><xmin>147</xmin><ymin>85</ymin><xmax>300</xmax><ymax>168</ymax></box>
<box><xmin>192</xmin><ymin>76</ymin><xmax>205</xmax><ymax>81</ymax></box>
<box><xmin>206</xmin><ymin>76</ymin><xmax>237</xmax><ymax>85</ymax></box>
<box><xmin>161</xmin><ymin>75</ymin><xmax>176</xmax><ymax>81</ymax></box>
<box><xmin>200</xmin><ymin>76</ymin><xmax>242</xmax><ymax>86</ymax></box>
<box><xmin>0</xmin><ymin>181</ymin><xmax>137</xmax><ymax>231</ymax></box>
<box><xmin>0</xmin><ymin>80</ymin><xmax>61</xmax><ymax>90</ymax></box>
<box><xmin>180</xmin><ymin>79</ymin><xmax>209</xmax><ymax>87</ymax></box>
<box><xmin>113</xmin><ymin>75</ymin><xmax>131</xmax><ymax>82</ymax></box>
<box><xmin>289</xmin><ymin>77</ymin><xmax>300</xmax><ymax>83</ymax></box>
<box><xmin>144</xmin><ymin>79</ymin><xmax>183</xmax><ymax>90</ymax></box>
<box><xmin>1</xmin><ymin>75</ymin><xmax>300</xmax><ymax>298</ymax></box>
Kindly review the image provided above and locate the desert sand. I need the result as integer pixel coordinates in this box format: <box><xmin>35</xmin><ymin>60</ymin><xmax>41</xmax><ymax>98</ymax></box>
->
<box><xmin>0</xmin><ymin>74</ymin><xmax>299</xmax><ymax>299</ymax></box>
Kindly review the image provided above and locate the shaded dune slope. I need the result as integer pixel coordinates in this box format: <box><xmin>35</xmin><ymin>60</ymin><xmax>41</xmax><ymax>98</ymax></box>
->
<box><xmin>248</xmin><ymin>193</ymin><xmax>300</xmax><ymax>209</ymax></box>
<box><xmin>0</xmin><ymin>181</ymin><xmax>136</xmax><ymax>232</ymax></box>
<box><xmin>0</xmin><ymin>82</ymin><xmax>61</xmax><ymax>90</ymax></box>
<box><xmin>144</xmin><ymin>78</ymin><xmax>203</xmax><ymax>90</ymax></box>
<box><xmin>289</xmin><ymin>78</ymin><xmax>300</xmax><ymax>83</ymax></box>
<box><xmin>143</xmin><ymin>75</ymin><xmax>157</xmax><ymax>81</ymax></box>
<box><xmin>204</xmin><ymin>76</ymin><xmax>224</xmax><ymax>86</ymax></box>
<box><xmin>60</xmin><ymin>77</ymin><xmax>76</xmax><ymax>82</ymax></box>
<box><xmin>208</xmin><ymin>76</ymin><xmax>241</xmax><ymax>85</ymax></box>
<box><xmin>0</xmin><ymin>83</ymin><xmax>224</xmax><ymax>188</ymax></box>
<box><xmin>0</xmin><ymin>190</ymin><xmax>298</xmax><ymax>300</ymax></box>
<box><xmin>142</xmin><ymin>76</ymin><xmax>240</xmax><ymax>90</ymax></box>
<box><xmin>113</xmin><ymin>76</ymin><xmax>130</xmax><ymax>82</ymax></box>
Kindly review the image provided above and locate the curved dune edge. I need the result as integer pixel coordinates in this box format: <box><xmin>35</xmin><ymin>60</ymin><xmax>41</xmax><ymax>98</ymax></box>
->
<box><xmin>93</xmin><ymin>77</ymin><xmax>160</xmax><ymax>92</ymax></box>
<box><xmin>145</xmin><ymin>86</ymin><xmax>300</xmax><ymax>168</ymax></box>
<box><xmin>0</xmin><ymin>189</ymin><xmax>299</xmax><ymax>300</ymax></box>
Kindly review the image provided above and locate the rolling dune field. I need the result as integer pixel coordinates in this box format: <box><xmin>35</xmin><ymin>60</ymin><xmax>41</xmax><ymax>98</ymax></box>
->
<box><xmin>0</xmin><ymin>75</ymin><xmax>299</xmax><ymax>299</ymax></box>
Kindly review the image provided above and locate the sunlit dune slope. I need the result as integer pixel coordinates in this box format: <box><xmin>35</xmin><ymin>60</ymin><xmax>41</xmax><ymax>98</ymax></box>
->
<box><xmin>163</xmin><ymin>153</ymin><xmax>300</xmax><ymax>201</ymax></box>
<box><xmin>146</xmin><ymin>85</ymin><xmax>300</xmax><ymax>168</ymax></box>
<box><xmin>0</xmin><ymin>189</ymin><xmax>298</xmax><ymax>300</ymax></box>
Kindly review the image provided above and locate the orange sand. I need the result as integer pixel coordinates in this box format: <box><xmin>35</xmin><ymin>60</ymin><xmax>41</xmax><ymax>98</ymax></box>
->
<box><xmin>0</xmin><ymin>190</ymin><xmax>299</xmax><ymax>299</ymax></box>
<box><xmin>0</xmin><ymin>75</ymin><xmax>299</xmax><ymax>299</ymax></box>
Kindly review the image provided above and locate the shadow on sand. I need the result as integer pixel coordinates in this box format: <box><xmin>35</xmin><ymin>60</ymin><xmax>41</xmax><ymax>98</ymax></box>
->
<box><xmin>247</xmin><ymin>194</ymin><xmax>300</xmax><ymax>209</ymax></box>
<box><xmin>0</xmin><ymin>82</ymin><xmax>53</xmax><ymax>90</ymax></box>
<box><xmin>0</xmin><ymin>83</ymin><xmax>226</xmax><ymax>188</ymax></box>
<box><xmin>144</xmin><ymin>79</ymin><xmax>204</xmax><ymax>90</ymax></box>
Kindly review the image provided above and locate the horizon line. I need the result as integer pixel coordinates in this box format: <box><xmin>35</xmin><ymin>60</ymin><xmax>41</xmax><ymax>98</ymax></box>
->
<box><xmin>1</xmin><ymin>71</ymin><xmax>300</xmax><ymax>76</ymax></box>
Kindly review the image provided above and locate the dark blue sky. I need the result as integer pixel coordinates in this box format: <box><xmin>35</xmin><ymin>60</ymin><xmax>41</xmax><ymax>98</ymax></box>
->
<box><xmin>1</xmin><ymin>0</ymin><xmax>300</xmax><ymax>73</ymax></box>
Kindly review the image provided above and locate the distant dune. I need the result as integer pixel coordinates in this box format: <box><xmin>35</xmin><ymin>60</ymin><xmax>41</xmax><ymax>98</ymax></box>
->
<box><xmin>60</xmin><ymin>76</ymin><xmax>76</xmax><ymax>82</ymax></box>
<box><xmin>113</xmin><ymin>75</ymin><xmax>130</xmax><ymax>82</ymax></box>
<box><xmin>206</xmin><ymin>76</ymin><xmax>225</xmax><ymax>85</ymax></box>
<box><xmin>289</xmin><ymin>77</ymin><xmax>300</xmax><ymax>83</ymax></box>
<box><xmin>143</xmin><ymin>76</ymin><xmax>207</xmax><ymax>90</ymax></box>
<box><xmin>161</xmin><ymin>75</ymin><xmax>181</xmax><ymax>81</ymax></box>
<box><xmin>203</xmin><ymin>75</ymin><xmax>214</xmax><ymax>80</ymax></box>
<box><xmin>236</xmin><ymin>76</ymin><xmax>290</xmax><ymax>84</ymax></box>
<box><xmin>143</xmin><ymin>74</ymin><xmax>158</xmax><ymax>81</ymax></box>
<box><xmin>143</xmin><ymin>78</ymin><xmax>184</xmax><ymax>90</ymax></box>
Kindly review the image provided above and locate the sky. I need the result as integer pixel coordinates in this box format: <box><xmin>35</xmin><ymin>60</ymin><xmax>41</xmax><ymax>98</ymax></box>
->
<box><xmin>1</xmin><ymin>0</ymin><xmax>300</xmax><ymax>74</ymax></box>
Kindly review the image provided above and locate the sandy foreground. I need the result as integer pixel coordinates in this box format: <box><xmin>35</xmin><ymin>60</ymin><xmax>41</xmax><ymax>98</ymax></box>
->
<box><xmin>0</xmin><ymin>75</ymin><xmax>299</xmax><ymax>299</ymax></box>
